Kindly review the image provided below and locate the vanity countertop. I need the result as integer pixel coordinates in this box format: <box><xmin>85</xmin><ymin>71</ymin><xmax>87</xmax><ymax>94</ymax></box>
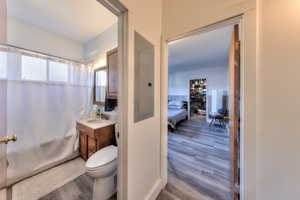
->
<box><xmin>76</xmin><ymin>119</ymin><xmax>115</xmax><ymax>130</ymax></box>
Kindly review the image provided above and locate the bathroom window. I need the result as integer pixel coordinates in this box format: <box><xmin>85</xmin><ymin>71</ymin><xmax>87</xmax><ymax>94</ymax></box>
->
<box><xmin>0</xmin><ymin>51</ymin><xmax>7</xmax><ymax>79</ymax></box>
<box><xmin>49</xmin><ymin>61</ymin><xmax>69</xmax><ymax>82</ymax></box>
<box><xmin>94</xmin><ymin>68</ymin><xmax>107</xmax><ymax>105</ymax></box>
<box><xmin>22</xmin><ymin>55</ymin><xmax>47</xmax><ymax>81</ymax></box>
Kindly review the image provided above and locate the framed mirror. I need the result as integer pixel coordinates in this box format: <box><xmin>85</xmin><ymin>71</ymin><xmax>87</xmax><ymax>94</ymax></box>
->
<box><xmin>94</xmin><ymin>67</ymin><xmax>107</xmax><ymax>105</ymax></box>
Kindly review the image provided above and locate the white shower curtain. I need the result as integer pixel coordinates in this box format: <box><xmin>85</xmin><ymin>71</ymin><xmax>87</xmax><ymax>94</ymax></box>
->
<box><xmin>0</xmin><ymin>48</ymin><xmax>93</xmax><ymax>185</ymax></box>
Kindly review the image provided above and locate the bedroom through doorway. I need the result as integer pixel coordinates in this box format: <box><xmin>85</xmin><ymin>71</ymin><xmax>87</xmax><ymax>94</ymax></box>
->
<box><xmin>164</xmin><ymin>23</ymin><xmax>241</xmax><ymax>200</ymax></box>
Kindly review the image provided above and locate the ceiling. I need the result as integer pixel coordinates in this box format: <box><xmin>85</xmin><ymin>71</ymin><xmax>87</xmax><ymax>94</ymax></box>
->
<box><xmin>7</xmin><ymin>0</ymin><xmax>118</xmax><ymax>44</ymax></box>
<box><xmin>168</xmin><ymin>25</ymin><xmax>233</xmax><ymax>68</ymax></box>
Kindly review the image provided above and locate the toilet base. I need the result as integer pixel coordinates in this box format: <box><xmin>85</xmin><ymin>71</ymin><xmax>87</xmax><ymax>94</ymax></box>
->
<box><xmin>93</xmin><ymin>174</ymin><xmax>117</xmax><ymax>200</ymax></box>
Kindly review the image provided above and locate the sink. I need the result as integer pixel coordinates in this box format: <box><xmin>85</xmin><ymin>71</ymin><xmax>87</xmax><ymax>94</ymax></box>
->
<box><xmin>85</xmin><ymin>119</ymin><xmax>105</xmax><ymax>123</ymax></box>
<box><xmin>77</xmin><ymin>119</ymin><xmax>115</xmax><ymax>130</ymax></box>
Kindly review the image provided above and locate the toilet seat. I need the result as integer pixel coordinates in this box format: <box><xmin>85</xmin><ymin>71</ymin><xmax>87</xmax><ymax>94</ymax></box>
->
<box><xmin>85</xmin><ymin>145</ymin><xmax>118</xmax><ymax>170</ymax></box>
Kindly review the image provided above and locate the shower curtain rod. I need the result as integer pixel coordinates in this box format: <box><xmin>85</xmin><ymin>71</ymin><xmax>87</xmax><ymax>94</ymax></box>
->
<box><xmin>2</xmin><ymin>44</ymin><xmax>86</xmax><ymax>65</ymax></box>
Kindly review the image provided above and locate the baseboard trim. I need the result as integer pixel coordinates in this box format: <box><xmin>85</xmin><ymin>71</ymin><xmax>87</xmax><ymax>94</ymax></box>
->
<box><xmin>0</xmin><ymin>189</ymin><xmax>6</xmax><ymax>199</ymax></box>
<box><xmin>144</xmin><ymin>179</ymin><xmax>163</xmax><ymax>200</ymax></box>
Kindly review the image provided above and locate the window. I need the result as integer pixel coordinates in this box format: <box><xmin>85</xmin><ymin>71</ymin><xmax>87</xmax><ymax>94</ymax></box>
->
<box><xmin>49</xmin><ymin>61</ymin><xmax>68</xmax><ymax>82</ymax></box>
<box><xmin>22</xmin><ymin>55</ymin><xmax>47</xmax><ymax>81</ymax></box>
<box><xmin>94</xmin><ymin>68</ymin><xmax>107</xmax><ymax>104</ymax></box>
<box><xmin>96</xmin><ymin>70</ymin><xmax>107</xmax><ymax>87</ymax></box>
<box><xmin>0</xmin><ymin>49</ymin><xmax>91</xmax><ymax>85</ymax></box>
<box><xmin>0</xmin><ymin>52</ymin><xmax>7</xmax><ymax>79</ymax></box>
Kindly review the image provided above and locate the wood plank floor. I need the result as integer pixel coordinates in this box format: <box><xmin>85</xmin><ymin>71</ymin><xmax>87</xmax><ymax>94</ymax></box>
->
<box><xmin>39</xmin><ymin>174</ymin><xmax>117</xmax><ymax>200</ymax></box>
<box><xmin>40</xmin><ymin>119</ymin><xmax>230</xmax><ymax>200</ymax></box>
<box><xmin>158</xmin><ymin>119</ymin><xmax>231</xmax><ymax>200</ymax></box>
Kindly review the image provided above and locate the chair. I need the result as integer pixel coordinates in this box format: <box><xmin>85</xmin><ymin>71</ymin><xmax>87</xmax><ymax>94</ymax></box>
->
<box><xmin>209</xmin><ymin>108</ymin><xmax>228</xmax><ymax>128</ymax></box>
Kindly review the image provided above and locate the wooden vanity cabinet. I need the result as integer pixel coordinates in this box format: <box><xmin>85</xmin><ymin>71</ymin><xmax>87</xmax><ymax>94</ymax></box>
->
<box><xmin>76</xmin><ymin>122</ymin><xmax>115</xmax><ymax>160</ymax></box>
<box><xmin>107</xmin><ymin>48</ymin><xmax>118</xmax><ymax>99</ymax></box>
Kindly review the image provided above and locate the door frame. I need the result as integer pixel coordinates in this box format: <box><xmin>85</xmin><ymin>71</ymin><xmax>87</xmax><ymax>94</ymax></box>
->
<box><xmin>97</xmin><ymin>1</ymin><xmax>129</xmax><ymax>200</ymax></box>
<box><xmin>160</xmin><ymin>14</ymin><xmax>256</xmax><ymax>200</ymax></box>
<box><xmin>0</xmin><ymin>0</ymin><xmax>7</xmax><ymax>198</ymax></box>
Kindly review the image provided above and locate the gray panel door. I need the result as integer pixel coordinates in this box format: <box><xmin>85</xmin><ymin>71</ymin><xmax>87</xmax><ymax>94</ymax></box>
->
<box><xmin>134</xmin><ymin>32</ymin><xmax>155</xmax><ymax>123</ymax></box>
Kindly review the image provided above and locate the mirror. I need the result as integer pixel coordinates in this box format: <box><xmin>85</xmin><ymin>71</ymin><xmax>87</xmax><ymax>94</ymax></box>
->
<box><xmin>94</xmin><ymin>67</ymin><xmax>107</xmax><ymax>105</ymax></box>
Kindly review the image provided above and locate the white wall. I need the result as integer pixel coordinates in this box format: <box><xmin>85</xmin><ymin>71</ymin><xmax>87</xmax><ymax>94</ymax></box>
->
<box><xmin>169</xmin><ymin>63</ymin><xmax>229</xmax><ymax>114</ymax></box>
<box><xmin>7</xmin><ymin>17</ymin><xmax>118</xmax><ymax>64</ymax></box>
<box><xmin>163</xmin><ymin>0</ymin><xmax>256</xmax><ymax>40</ymax></box>
<box><xmin>0</xmin><ymin>0</ymin><xmax>6</xmax><ymax>43</ymax></box>
<box><xmin>84</xmin><ymin>23</ymin><xmax>118</xmax><ymax>65</ymax></box>
<box><xmin>256</xmin><ymin>0</ymin><xmax>300</xmax><ymax>199</ymax></box>
<box><xmin>120</xmin><ymin>0</ymin><xmax>162</xmax><ymax>199</ymax></box>
<box><xmin>169</xmin><ymin>64</ymin><xmax>229</xmax><ymax>96</ymax></box>
<box><xmin>7</xmin><ymin>17</ymin><xmax>84</xmax><ymax>61</ymax></box>
<box><xmin>162</xmin><ymin>0</ymin><xmax>257</xmax><ymax>200</ymax></box>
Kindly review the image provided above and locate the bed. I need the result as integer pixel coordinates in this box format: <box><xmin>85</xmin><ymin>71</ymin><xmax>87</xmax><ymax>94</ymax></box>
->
<box><xmin>168</xmin><ymin>99</ymin><xmax>188</xmax><ymax>130</ymax></box>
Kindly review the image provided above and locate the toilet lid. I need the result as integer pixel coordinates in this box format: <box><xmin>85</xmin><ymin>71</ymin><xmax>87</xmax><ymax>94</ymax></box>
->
<box><xmin>86</xmin><ymin>145</ymin><xmax>118</xmax><ymax>169</ymax></box>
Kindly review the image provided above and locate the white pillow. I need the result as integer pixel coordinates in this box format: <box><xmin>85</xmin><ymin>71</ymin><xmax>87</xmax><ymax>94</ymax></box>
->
<box><xmin>168</xmin><ymin>100</ymin><xmax>183</xmax><ymax>108</ymax></box>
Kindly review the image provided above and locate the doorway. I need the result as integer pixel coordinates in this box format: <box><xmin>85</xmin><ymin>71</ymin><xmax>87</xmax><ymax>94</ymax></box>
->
<box><xmin>161</xmin><ymin>20</ymin><xmax>241</xmax><ymax>200</ymax></box>
<box><xmin>190</xmin><ymin>78</ymin><xmax>207</xmax><ymax>120</ymax></box>
<box><xmin>0</xmin><ymin>0</ymin><xmax>128</xmax><ymax>200</ymax></box>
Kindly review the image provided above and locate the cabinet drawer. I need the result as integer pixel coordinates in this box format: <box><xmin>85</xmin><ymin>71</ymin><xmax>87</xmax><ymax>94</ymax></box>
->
<box><xmin>77</xmin><ymin>123</ymin><xmax>94</xmax><ymax>137</ymax></box>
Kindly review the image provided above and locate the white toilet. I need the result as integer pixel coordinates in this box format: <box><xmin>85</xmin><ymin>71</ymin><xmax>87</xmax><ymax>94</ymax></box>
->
<box><xmin>85</xmin><ymin>124</ymin><xmax>119</xmax><ymax>200</ymax></box>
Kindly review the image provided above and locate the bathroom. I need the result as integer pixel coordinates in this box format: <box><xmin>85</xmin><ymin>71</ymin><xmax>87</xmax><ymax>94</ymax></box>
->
<box><xmin>0</xmin><ymin>0</ymin><xmax>120</xmax><ymax>199</ymax></box>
